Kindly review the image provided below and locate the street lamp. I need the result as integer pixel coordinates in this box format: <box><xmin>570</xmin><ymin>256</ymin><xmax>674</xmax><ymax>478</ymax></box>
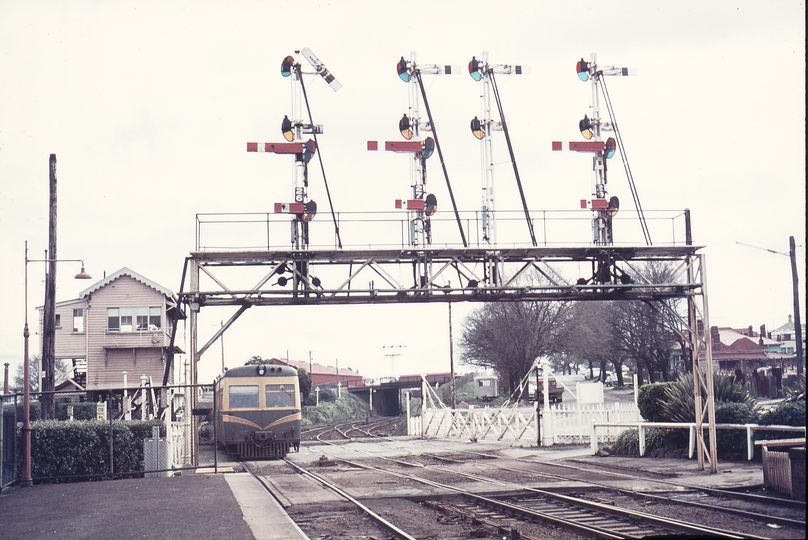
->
<box><xmin>21</xmin><ymin>240</ymin><xmax>91</xmax><ymax>487</ymax></box>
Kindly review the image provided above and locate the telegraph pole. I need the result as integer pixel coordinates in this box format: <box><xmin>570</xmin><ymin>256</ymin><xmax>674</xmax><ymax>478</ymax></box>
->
<box><xmin>737</xmin><ymin>237</ymin><xmax>804</xmax><ymax>376</ymax></box>
<box><xmin>789</xmin><ymin>236</ymin><xmax>804</xmax><ymax>376</ymax></box>
<box><xmin>42</xmin><ymin>154</ymin><xmax>58</xmax><ymax>420</ymax></box>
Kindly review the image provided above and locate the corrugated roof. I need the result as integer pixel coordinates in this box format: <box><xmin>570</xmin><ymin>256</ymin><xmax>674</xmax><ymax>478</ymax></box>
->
<box><xmin>78</xmin><ymin>267</ymin><xmax>176</xmax><ymax>299</ymax></box>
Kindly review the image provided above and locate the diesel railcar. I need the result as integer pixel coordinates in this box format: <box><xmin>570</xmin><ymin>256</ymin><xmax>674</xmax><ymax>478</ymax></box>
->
<box><xmin>214</xmin><ymin>361</ymin><xmax>301</xmax><ymax>459</ymax></box>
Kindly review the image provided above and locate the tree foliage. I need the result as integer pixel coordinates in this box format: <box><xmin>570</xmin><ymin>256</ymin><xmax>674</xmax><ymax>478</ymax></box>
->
<box><xmin>460</xmin><ymin>299</ymin><xmax>569</xmax><ymax>393</ymax></box>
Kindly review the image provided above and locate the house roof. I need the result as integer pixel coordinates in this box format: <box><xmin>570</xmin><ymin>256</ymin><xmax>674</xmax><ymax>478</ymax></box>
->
<box><xmin>78</xmin><ymin>267</ymin><xmax>176</xmax><ymax>299</ymax></box>
<box><xmin>272</xmin><ymin>357</ymin><xmax>362</xmax><ymax>379</ymax></box>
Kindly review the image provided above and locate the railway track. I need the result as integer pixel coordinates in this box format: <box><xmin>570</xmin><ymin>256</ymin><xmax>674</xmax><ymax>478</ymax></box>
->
<box><xmin>245</xmin><ymin>434</ymin><xmax>804</xmax><ymax>538</ymax></box>
<box><xmin>300</xmin><ymin>417</ymin><xmax>402</xmax><ymax>442</ymax></box>
<box><xmin>422</xmin><ymin>448</ymin><xmax>806</xmax><ymax>526</ymax></box>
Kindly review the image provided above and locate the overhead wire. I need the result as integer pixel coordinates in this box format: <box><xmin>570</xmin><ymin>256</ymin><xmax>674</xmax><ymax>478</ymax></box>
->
<box><xmin>597</xmin><ymin>75</ymin><xmax>652</xmax><ymax>246</ymax></box>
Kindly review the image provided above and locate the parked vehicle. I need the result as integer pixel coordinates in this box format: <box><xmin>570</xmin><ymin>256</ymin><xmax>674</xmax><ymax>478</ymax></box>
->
<box><xmin>529</xmin><ymin>378</ymin><xmax>564</xmax><ymax>403</ymax></box>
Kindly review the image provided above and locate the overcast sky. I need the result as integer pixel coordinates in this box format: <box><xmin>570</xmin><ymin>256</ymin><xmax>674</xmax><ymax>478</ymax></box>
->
<box><xmin>1</xmin><ymin>1</ymin><xmax>804</xmax><ymax>384</ymax></box>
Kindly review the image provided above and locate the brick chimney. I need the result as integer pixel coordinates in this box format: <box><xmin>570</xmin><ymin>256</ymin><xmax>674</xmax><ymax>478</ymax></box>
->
<box><xmin>760</xmin><ymin>325</ymin><xmax>766</xmax><ymax>346</ymax></box>
<box><xmin>710</xmin><ymin>326</ymin><xmax>721</xmax><ymax>350</ymax></box>
<box><xmin>747</xmin><ymin>325</ymin><xmax>754</xmax><ymax>337</ymax></box>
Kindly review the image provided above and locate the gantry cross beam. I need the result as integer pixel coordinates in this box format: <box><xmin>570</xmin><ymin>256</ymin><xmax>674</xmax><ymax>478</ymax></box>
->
<box><xmin>182</xmin><ymin>245</ymin><xmax>702</xmax><ymax>307</ymax></box>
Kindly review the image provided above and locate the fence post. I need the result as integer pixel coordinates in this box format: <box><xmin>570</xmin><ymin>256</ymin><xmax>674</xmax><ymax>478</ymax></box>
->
<box><xmin>688</xmin><ymin>425</ymin><xmax>695</xmax><ymax>459</ymax></box>
<box><xmin>747</xmin><ymin>425</ymin><xmax>754</xmax><ymax>461</ymax></box>
<box><xmin>213</xmin><ymin>383</ymin><xmax>218</xmax><ymax>473</ymax></box>
<box><xmin>108</xmin><ymin>390</ymin><xmax>114</xmax><ymax>480</ymax></box>
<box><xmin>591</xmin><ymin>423</ymin><xmax>598</xmax><ymax>454</ymax></box>
<box><xmin>639</xmin><ymin>424</ymin><xmax>646</xmax><ymax>457</ymax></box>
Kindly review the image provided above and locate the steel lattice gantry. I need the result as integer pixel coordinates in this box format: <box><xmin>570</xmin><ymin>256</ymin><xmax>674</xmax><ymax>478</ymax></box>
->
<box><xmin>175</xmin><ymin>245</ymin><xmax>718</xmax><ymax>472</ymax></box>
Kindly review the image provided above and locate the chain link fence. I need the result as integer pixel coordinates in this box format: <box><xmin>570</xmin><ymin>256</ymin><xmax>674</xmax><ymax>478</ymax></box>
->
<box><xmin>1</xmin><ymin>383</ymin><xmax>214</xmax><ymax>486</ymax></box>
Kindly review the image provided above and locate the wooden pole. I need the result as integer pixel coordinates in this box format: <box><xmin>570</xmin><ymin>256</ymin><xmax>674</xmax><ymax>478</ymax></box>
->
<box><xmin>42</xmin><ymin>154</ymin><xmax>58</xmax><ymax>419</ymax></box>
<box><xmin>790</xmin><ymin>236</ymin><xmax>803</xmax><ymax>377</ymax></box>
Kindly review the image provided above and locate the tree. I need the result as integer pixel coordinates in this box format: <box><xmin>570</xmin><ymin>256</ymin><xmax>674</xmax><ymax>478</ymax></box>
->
<box><xmin>13</xmin><ymin>355</ymin><xmax>40</xmax><ymax>393</ymax></box>
<box><xmin>460</xmin><ymin>300</ymin><xmax>570</xmax><ymax>395</ymax></box>
<box><xmin>561</xmin><ymin>302</ymin><xmax>626</xmax><ymax>383</ymax></box>
<box><xmin>606</xmin><ymin>262</ymin><xmax>686</xmax><ymax>384</ymax></box>
<box><xmin>297</xmin><ymin>368</ymin><xmax>312</xmax><ymax>400</ymax></box>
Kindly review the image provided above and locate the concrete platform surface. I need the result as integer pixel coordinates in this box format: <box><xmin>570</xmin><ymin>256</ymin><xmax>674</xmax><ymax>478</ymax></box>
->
<box><xmin>0</xmin><ymin>471</ymin><xmax>307</xmax><ymax>540</ymax></box>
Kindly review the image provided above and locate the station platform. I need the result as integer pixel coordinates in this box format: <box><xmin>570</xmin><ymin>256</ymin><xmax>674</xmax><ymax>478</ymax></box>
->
<box><xmin>0</xmin><ymin>468</ymin><xmax>308</xmax><ymax>540</ymax></box>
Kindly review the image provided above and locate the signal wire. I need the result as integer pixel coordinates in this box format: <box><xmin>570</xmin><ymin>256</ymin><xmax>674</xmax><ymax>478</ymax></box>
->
<box><xmin>489</xmin><ymin>71</ymin><xmax>537</xmax><ymax>246</ymax></box>
<box><xmin>414</xmin><ymin>69</ymin><xmax>468</xmax><ymax>248</ymax></box>
<box><xmin>597</xmin><ymin>75</ymin><xmax>652</xmax><ymax>246</ymax></box>
<box><xmin>297</xmin><ymin>68</ymin><xmax>344</xmax><ymax>249</ymax></box>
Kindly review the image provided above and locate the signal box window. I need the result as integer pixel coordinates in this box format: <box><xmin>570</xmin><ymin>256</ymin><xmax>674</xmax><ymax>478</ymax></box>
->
<box><xmin>229</xmin><ymin>385</ymin><xmax>259</xmax><ymax>409</ymax></box>
<box><xmin>265</xmin><ymin>384</ymin><xmax>295</xmax><ymax>408</ymax></box>
<box><xmin>73</xmin><ymin>309</ymin><xmax>84</xmax><ymax>333</ymax></box>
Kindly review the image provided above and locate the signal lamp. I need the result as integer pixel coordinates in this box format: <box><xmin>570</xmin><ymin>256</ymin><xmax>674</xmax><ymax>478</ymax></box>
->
<box><xmin>470</xmin><ymin>116</ymin><xmax>485</xmax><ymax>140</ymax></box>
<box><xmin>276</xmin><ymin>276</ymin><xmax>288</xmax><ymax>287</ymax></box>
<box><xmin>302</xmin><ymin>139</ymin><xmax>316</xmax><ymax>162</ymax></box>
<box><xmin>576</xmin><ymin>58</ymin><xmax>589</xmax><ymax>82</ymax></box>
<box><xmin>399</xmin><ymin>114</ymin><xmax>413</xmax><ymax>140</ymax></box>
<box><xmin>281</xmin><ymin>55</ymin><xmax>294</xmax><ymax>77</ymax></box>
<box><xmin>303</xmin><ymin>200</ymin><xmax>317</xmax><ymax>222</ymax></box>
<box><xmin>311</xmin><ymin>276</ymin><xmax>322</xmax><ymax>288</ymax></box>
<box><xmin>607</xmin><ymin>196</ymin><xmax>620</xmax><ymax>217</ymax></box>
<box><xmin>468</xmin><ymin>56</ymin><xmax>482</xmax><ymax>82</ymax></box>
<box><xmin>467</xmin><ymin>279</ymin><xmax>479</xmax><ymax>288</ymax></box>
<box><xmin>397</xmin><ymin>57</ymin><xmax>410</xmax><ymax>82</ymax></box>
<box><xmin>281</xmin><ymin>116</ymin><xmax>294</xmax><ymax>142</ymax></box>
<box><xmin>604</xmin><ymin>137</ymin><xmax>616</xmax><ymax>159</ymax></box>
<box><xmin>421</xmin><ymin>137</ymin><xmax>435</xmax><ymax>160</ymax></box>
<box><xmin>425</xmin><ymin>193</ymin><xmax>438</xmax><ymax>216</ymax></box>
<box><xmin>578</xmin><ymin>115</ymin><xmax>593</xmax><ymax>140</ymax></box>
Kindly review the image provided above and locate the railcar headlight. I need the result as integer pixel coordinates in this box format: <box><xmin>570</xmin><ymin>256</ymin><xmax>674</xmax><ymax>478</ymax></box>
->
<box><xmin>257</xmin><ymin>364</ymin><xmax>267</xmax><ymax>376</ymax></box>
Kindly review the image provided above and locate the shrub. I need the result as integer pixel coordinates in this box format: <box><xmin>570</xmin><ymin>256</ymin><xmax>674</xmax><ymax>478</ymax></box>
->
<box><xmin>755</xmin><ymin>401</ymin><xmax>806</xmax><ymax>443</ymax></box>
<box><xmin>759</xmin><ymin>400</ymin><xmax>806</xmax><ymax>426</ymax></box>
<box><xmin>20</xmin><ymin>419</ymin><xmax>164</xmax><ymax>483</ymax></box>
<box><xmin>57</xmin><ymin>402</ymin><xmax>98</xmax><ymax>421</ymax></box>
<box><xmin>637</xmin><ymin>383</ymin><xmax>672</xmax><ymax>422</ymax></box>
<box><xmin>660</xmin><ymin>372</ymin><xmax>755</xmax><ymax>423</ymax></box>
<box><xmin>612</xmin><ymin>427</ymin><xmax>665</xmax><ymax>456</ymax></box>
<box><xmin>302</xmin><ymin>393</ymin><xmax>371</xmax><ymax>425</ymax></box>
<box><xmin>713</xmin><ymin>401</ymin><xmax>758</xmax><ymax>454</ymax></box>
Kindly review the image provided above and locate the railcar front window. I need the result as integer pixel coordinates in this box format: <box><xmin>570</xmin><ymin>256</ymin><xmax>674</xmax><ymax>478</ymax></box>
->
<box><xmin>265</xmin><ymin>384</ymin><xmax>295</xmax><ymax>408</ymax></box>
<box><xmin>229</xmin><ymin>385</ymin><xmax>259</xmax><ymax>409</ymax></box>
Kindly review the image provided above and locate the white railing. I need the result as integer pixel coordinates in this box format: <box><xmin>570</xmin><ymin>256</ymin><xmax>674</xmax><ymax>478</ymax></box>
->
<box><xmin>590</xmin><ymin>422</ymin><xmax>806</xmax><ymax>460</ymax></box>
<box><xmin>413</xmin><ymin>401</ymin><xmax>641</xmax><ymax>445</ymax></box>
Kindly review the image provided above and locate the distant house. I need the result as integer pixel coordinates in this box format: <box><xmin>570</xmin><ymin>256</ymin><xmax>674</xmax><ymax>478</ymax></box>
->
<box><xmin>272</xmin><ymin>357</ymin><xmax>364</xmax><ymax>387</ymax></box>
<box><xmin>770</xmin><ymin>315</ymin><xmax>806</xmax><ymax>357</ymax></box>
<box><xmin>40</xmin><ymin>268</ymin><xmax>184</xmax><ymax>396</ymax></box>
<box><xmin>699</xmin><ymin>322</ymin><xmax>798</xmax><ymax>398</ymax></box>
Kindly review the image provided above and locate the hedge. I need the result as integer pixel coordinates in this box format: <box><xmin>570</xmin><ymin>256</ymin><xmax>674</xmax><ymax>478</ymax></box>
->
<box><xmin>18</xmin><ymin>419</ymin><xmax>164</xmax><ymax>483</ymax></box>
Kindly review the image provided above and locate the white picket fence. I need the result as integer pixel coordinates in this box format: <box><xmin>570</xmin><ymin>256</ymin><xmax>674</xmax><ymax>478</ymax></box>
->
<box><xmin>410</xmin><ymin>402</ymin><xmax>641</xmax><ymax>445</ymax></box>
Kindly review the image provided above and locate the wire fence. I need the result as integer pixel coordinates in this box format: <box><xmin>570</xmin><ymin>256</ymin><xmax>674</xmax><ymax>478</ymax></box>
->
<box><xmin>1</xmin><ymin>383</ymin><xmax>213</xmax><ymax>486</ymax></box>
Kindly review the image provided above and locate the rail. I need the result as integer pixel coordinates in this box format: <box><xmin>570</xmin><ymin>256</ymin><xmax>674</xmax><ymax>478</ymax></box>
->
<box><xmin>590</xmin><ymin>421</ymin><xmax>806</xmax><ymax>460</ymax></box>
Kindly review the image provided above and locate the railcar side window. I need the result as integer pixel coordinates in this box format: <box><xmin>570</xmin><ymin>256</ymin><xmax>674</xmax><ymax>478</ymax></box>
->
<box><xmin>265</xmin><ymin>384</ymin><xmax>295</xmax><ymax>408</ymax></box>
<box><xmin>229</xmin><ymin>385</ymin><xmax>259</xmax><ymax>409</ymax></box>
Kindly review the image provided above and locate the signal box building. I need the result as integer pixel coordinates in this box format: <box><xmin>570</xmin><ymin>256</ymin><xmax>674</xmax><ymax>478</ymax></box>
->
<box><xmin>40</xmin><ymin>268</ymin><xmax>184</xmax><ymax>395</ymax></box>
